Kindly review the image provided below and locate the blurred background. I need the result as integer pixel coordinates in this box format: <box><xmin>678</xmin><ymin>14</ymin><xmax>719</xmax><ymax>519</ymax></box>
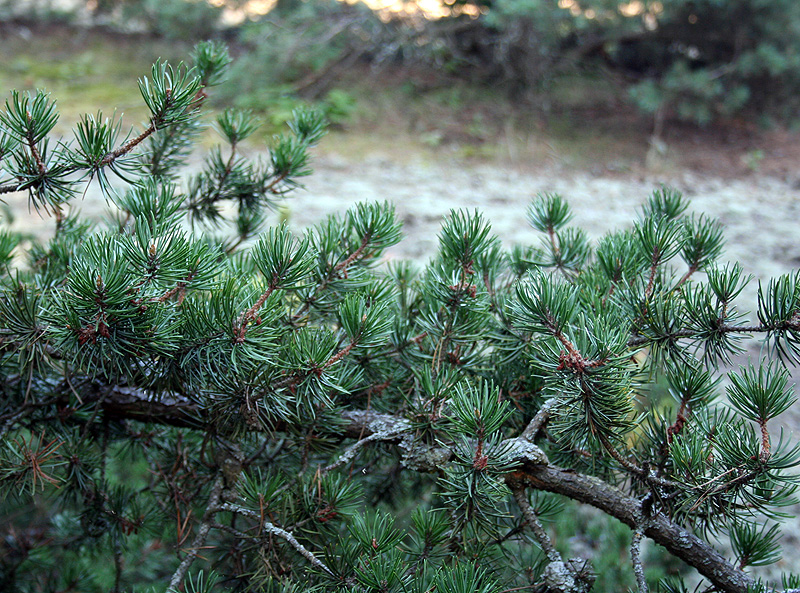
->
<box><xmin>4</xmin><ymin>0</ymin><xmax>800</xmax><ymax>170</ymax></box>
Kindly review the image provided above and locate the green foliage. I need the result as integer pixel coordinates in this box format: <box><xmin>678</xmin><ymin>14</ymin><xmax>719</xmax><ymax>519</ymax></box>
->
<box><xmin>617</xmin><ymin>0</ymin><xmax>800</xmax><ymax>124</ymax></box>
<box><xmin>730</xmin><ymin>521</ymin><xmax>782</xmax><ymax>569</ymax></box>
<box><xmin>3</xmin><ymin>42</ymin><xmax>800</xmax><ymax>593</ymax></box>
<box><xmin>423</xmin><ymin>0</ymin><xmax>800</xmax><ymax>124</ymax></box>
<box><xmin>727</xmin><ymin>363</ymin><xmax>796</xmax><ymax>425</ymax></box>
<box><xmin>0</xmin><ymin>0</ymin><xmax>78</xmax><ymax>23</ymax></box>
<box><xmin>11</xmin><ymin>0</ymin><xmax>222</xmax><ymax>40</ymax></box>
<box><xmin>14</xmin><ymin>0</ymin><xmax>800</xmax><ymax>126</ymax></box>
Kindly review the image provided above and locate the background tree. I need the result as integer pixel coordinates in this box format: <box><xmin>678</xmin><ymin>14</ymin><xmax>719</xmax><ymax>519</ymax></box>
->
<box><xmin>424</xmin><ymin>0</ymin><xmax>800</xmax><ymax>125</ymax></box>
<box><xmin>9</xmin><ymin>0</ymin><xmax>800</xmax><ymax>127</ymax></box>
<box><xmin>2</xmin><ymin>42</ymin><xmax>800</xmax><ymax>593</ymax></box>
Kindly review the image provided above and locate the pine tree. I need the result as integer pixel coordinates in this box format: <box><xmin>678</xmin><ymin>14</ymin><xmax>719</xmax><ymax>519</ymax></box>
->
<box><xmin>2</xmin><ymin>42</ymin><xmax>800</xmax><ymax>593</ymax></box>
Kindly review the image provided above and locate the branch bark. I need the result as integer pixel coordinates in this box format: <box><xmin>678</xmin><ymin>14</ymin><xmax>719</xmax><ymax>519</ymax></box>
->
<box><xmin>513</xmin><ymin>463</ymin><xmax>753</xmax><ymax>593</ymax></box>
<box><xmin>79</xmin><ymin>384</ymin><xmax>756</xmax><ymax>593</ymax></box>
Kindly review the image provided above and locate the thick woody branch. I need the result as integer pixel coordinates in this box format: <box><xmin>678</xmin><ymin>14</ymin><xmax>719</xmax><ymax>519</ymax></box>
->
<box><xmin>77</xmin><ymin>385</ymin><xmax>755</xmax><ymax>593</ymax></box>
<box><xmin>514</xmin><ymin>463</ymin><xmax>753</xmax><ymax>593</ymax></box>
<box><xmin>521</xmin><ymin>397</ymin><xmax>557</xmax><ymax>441</ymax></box>
<box><xmin>100</xmin><ymin>385</ymin><xmax>203</xmax><ymax>429</ymax></box>
<box><xmin>321</xmin><ymin>432</ymin><xmax>387</xmax><ymax>473</ymax></box>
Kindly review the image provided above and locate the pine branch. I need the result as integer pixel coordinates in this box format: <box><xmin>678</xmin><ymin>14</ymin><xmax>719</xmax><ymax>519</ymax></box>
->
<box><xmin>320</xmin><ymin>421</ymin><xmax>408</xmax><ymax>473</ymax></box>
<box><xmin>520</xmin><ymin>397</ymin><xmax>557</xmax><ymax>441</ymax></box>
<box><xmin>156</xmin><ymin>268</ymin><xmax>198</xmax><ymax>304</ymax></box>
<box><xmin>674</xmin><ymin>264</ymin><xmax>698</xmax><ymax>291</ymax></box>
<box><xmin>759</xmin><ymin>418</ymin><xmax>772</xmax><ymax>463</ymax></box>
<box><xmin>233</xmin><ymin>283</ymin><xmax>278</xmax><ymax>343</ymax></box>
<box><xmin>626</xmin><ymin>319</ymin><xmax>800</xmax><ymax>348</ymax></box>
<box><xmin>27</xmin><ymin>139</ymin><xmax>46</xmax><ymax>176</ymax></box>
<box><xmin>644</xmin><ymin>247</ymin><xmax>660</xmax><ymax>300</ymax></box>
<box><xmin>292</xmin><ymin>237</ymin><xmax>373</xmax><ymax>321</ymax></box>
<box><xmin>597</xmin><ymin>432</ymin><xmax>679</xmax><ymax>490</ymax></box>
<box><xmin>516</xmin><ymin>463</ymin><xmax>753</xmax><ymax>593</ymax></box>
<box><xmin>4</xmin><ymin>43</ymin><xmax>798</xmax><ymax>590</ymax></box>
<box><xmin>99</xmin><ymin>123</ymin><xmax>157</xmax><ymax>167</ymax></box>
<box><xmin>71</xmin><ymin>383</ymin><xmax>757</xmax><ymax>593</ymax></box>
<box><xmin>323</xmin><ymin>338</ymin><xmax>357</xmax><ymax>370</ymax></box>
<box><xmin>263</xmin><ymin>170</ymin><xmax>288</xmax><ymax>195</ymax></box>
<box><xmin>199</xmin><ymin>142</ymin><xmax>239</xmax><ymax>206</ymax></box>
<box><xmin>630</xmin><ymin>505</ymin><xmax>651</xmax><ymax>593</ymax></box>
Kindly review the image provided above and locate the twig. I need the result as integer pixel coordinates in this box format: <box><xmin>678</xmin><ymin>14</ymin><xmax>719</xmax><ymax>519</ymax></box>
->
<box><xmin>168</xmin><ymin>476</ymin><xmax>224</xmax><ymax>591</ymax></box>
<box><xmin>264</xmin><ymin>171</ymin><xmax>289</xmax><ymax>194</ymax></box>
<box><xmin>157</xmin><ymin>268</ymin><xmax>198</xmax><ymax>304</ymax></box>
<box><xmin>0</xmin><ymin>406</ymin><xmax>36</xmax><ymax>440</ymax></box>
<box><xmin>334</xmin><ymin>233</ymin><xmax>371</xmax><ymax>276</ymax></box>
<box><xmin>547</xmin><ymin>226</ymin><xmax>574</xmax><ymax>280</ymax></box>
<box><xmin>521</xmin><ymin>398</ymin><xmax>557</xmax><ymax>441</ymax></box>
<box><xmin>674</xmin><ymin>264</ymin><xmax>698</xmax><ymax>291</ymax></box>
<box><xmin>626</xmin><ymin>322</ymin><xmax>782</xmax><ymax>348</ymax></box>
<box><xmin>630</xmin><ymin>505</ymin><xmax>650</xmax><ymax>593</ymax></box>
<box><xmin>100</xmin><ymin>124</ymin><xmax>156</xmax><ymax>167</ymax></box>
<box><xmin>219</xmin><ymin>503</ymin><xmax>333</xmax><ymax>575</ymax></box>
<box><xmin>547</xmin><ymin>227</ymin><xmax>560</xmax><ymax>261</ymax></box>
<box><xmin>210</xmin><ymin>521</ymin><xmax>251</xmax><ymax>541</ymax></box>
<box><xmin>630</xmin><ymin>526</ymin><xmax>648</xmax><ymax>593</ymax></box>
<box><xmin>323</xmin><ymin>339</ymin><xmax>357</xmax><ymax>370</ymax></box>
<box><xmin>113</xmin><ymin>545</ymin><xmax>124</xmax><ymax>593</ymax></box>
<box><xmin>644</xmin><ymin>247</ymin><xmax>661</xmax><ymax>300</ymax></box>
<box><xmin>27</xmin><ymin>134</ymin><xmax>47</xmax><ymax>176</ymax></box>
<box><xmin>510</xmin><ymin>485</ymin><xmax>561</xmax><ymax>564</ymax></box>
<box><xmin>290</xmin><ymin>234</ymin><xmax>373</xmax><ymax>322</ymax></box>
<box><xmin>688</xmin><ymin>467</ymin><xmax>761</xmax><ymax>513</ymax></box>
<box><xmin>758</xmin><ymin>418</ymin><xmax>772</xmax><ymax>463</ymax></box>
<box><xmin>203</xmin><ymin>141</ymin><xmax>239</xmax><ymax>206</ymax></box>
<box><xmin>233</xmin><ymin>282</ymin><xmax>278</xmax><ymax>343</ymax></box>
<box><xmin>598</xmin><ymin>433</ymin><xmax>679</xmax><ymax>490</ymax></box>
<box><xmin>321</xmin><ymin>426</ymin><xmax>401</xmax><ymax>474</ymax></box>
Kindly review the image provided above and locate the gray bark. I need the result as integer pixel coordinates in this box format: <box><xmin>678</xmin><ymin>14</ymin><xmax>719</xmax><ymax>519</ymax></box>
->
<box><xmin>92</xmin><ymin>385</ymin><xmax>755</xmax><ymax>593</ymax></box>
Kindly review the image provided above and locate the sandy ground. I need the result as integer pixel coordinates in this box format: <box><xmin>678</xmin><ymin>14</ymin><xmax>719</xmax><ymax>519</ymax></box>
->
<box><xmin>298</xmin><ymin>152</ymin><xmax>800</xmax><ymax>291</ymax></box>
